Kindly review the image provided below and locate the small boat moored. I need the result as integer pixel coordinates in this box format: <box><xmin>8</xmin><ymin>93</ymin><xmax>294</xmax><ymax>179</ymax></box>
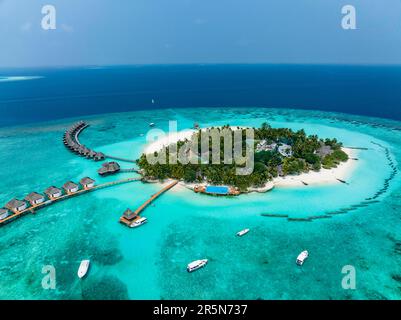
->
<box><xmin>77</xmin><ymin>260</ymin><xmax>90</xmax><ymax>279</ymax></box>
<box><xmin>187</xmin><ymin>259</ymin><xmax>208</xmax><ymax>272</ymax></box>
<box><xmin>149</xmin><ymin>122</ymin><xmax>155</xmax><ymax>127</ymax></box>
<box><xmin>296</xmin><ymin>250</ymin><xmax>309</xmax><ymax>266</ymax></box>
<box><xmin>130</xmin><ymin>217</ymin><xmax>148</xmax><ymax>228</ymax></box>
<box><xmin>236</xmin><ymin>228</ymin><xmax>250</xmax><ymax>237</ymax></box>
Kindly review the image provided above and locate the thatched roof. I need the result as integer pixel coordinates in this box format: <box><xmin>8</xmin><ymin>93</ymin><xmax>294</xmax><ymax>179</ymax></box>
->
<box><xmin>123</xmin><ymin>208</ymin><xmax>137</xmax><ymax>220</ymax></box>
<box><xmin>25</xmin><ymin>192</ymin><xmax>44</xmax><ymax>202</ymax></box>
<box><xmin>63</xmin><ymin>181</ymin><xmax>78</xmax><ymax>190</ymax></box>
<box><xmin>5</xmin><ymin>199</ymin><xmax>26</xmax><ymax>210</ymax></box>
<box><xmin>80</xmin><ymin>177</ymin><xmax>95</xmax><ymax>185</ymax></box>
<box><xmin>45</xmin><ymin>186</ymin><xmax>62</xmax><ymax>195</ymax></box>
<box><xmin>98</xmin><ymin>161</ymin><xmax>120</xmax><ymax>175</ymax></box>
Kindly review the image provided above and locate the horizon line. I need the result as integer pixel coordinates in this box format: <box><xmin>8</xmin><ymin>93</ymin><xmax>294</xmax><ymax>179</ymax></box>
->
<box><xmin>1</xmin><ymin>62</ymin><xmax>401</xmax><ymax>71</ymax></box>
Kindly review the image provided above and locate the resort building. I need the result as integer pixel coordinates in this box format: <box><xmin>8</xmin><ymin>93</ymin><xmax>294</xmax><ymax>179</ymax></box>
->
<box><xmin>316</xmin><ymin>145</ymin><xmax>333</xmax><ymax>158</ymax></box>
<box><xmin>277</xmin><ymin>164</ymin><xmax>284</xmax><ymax>177</ymax></box>
<box><xmin>44</xmin><ymin>186</ymin><xmax>62</xmax><ymax>199</ymax></box>
<box><xmin>63</xmin><ymin>181</ymin><xmax>79</xmax><ymax>194</ymax></box>
<box><xmin>256</xmin><ymin>140</ymin><xmax>277</xmax><ymax>152</ymax></box>
<box><xmin>277</xmin><ymin>144</ymin><xmax>293</xmax><ymax>157</ymax></box>
<box><xmin>194</xmin><ymin>185</ymin><xmax>206</xmax><ymax>193</ymax></box>
<box><xmin>5</xmin><ymin>199</ymin><xmax>27</xmax><ymax>213</ymax></box>
<box><xmin>25</xmin><ymin>192</ymin><xmax>45</xmax><ymax>206</ymax></box>
<box><xmin>98</xmin><ymin>161</ymin><xmax>121</xmax><ymax>176</ymax></box>
<box><xmin>0</xmin><ymin>208</ymin><xmax>10</xmax><ymax>220</ymax></box>
<box><xmin>80</xmin><ymin>177</ymin><xmax>95</xmax><ymax>189</ymax></box>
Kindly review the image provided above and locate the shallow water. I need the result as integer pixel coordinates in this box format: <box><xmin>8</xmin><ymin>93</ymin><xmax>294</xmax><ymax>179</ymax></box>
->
<box><xmin>1</xmin><ymin>107</ymin><xmax>401</xmax><ymax>299</ymax></box>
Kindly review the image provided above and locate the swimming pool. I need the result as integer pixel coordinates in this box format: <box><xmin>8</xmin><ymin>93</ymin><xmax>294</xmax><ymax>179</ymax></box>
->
<box><xmin>205</xmin><ymin>186</ymin><xmax>229</xmax><ymax>195</ymax></box>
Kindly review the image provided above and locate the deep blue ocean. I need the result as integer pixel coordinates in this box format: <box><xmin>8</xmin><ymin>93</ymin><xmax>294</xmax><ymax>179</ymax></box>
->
<box><xmin>1</xmin><ymin>64</ymin><xmax>401</xmax><ymax>127</ymax></box>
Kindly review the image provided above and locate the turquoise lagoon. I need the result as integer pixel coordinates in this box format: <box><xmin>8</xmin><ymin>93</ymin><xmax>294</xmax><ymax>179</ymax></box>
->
<box><xmin>1</xmin><ymin>107</ymin><xmax>401</xmax><ymax>300</ymax></box>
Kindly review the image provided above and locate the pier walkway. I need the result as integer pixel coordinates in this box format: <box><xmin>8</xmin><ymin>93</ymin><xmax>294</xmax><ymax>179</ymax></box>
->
<box><xmin>63</xmin><ymin>121</ymin><xmax>139</xmax><ymax>163</ymax></box>
<box><xmin>119</xmin><ymin>168</ymin><xmax>141</xmax><ymax>174</ymax></box>
<box><xmin>104</xmin><ymin>155</ymin><xmax>136</xmax><ymax>163</ymax></box>
<box><xmin>0</xmin><ymin>177</ymin><xmax>141</xmax><ymax>226</ymax></box>
<box><xmin>120</xmin><ymin>180</ymin><xmax>178</xmax><ymax>226</ymax></box>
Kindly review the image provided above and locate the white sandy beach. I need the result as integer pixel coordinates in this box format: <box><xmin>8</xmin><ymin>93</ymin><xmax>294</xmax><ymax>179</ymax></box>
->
<box><xmin>143</xmin><ymin>128</ymin><xmax>359</xmax><ymax>190</ymax></box>
<box><xmin>144</xmin><ymin>129</ymin><xmax>196</xmax><ymax>154</ymax></box>
<box><xmin>272</xmin><ymin>147</ymin><xmax>358</xmax><ymax>187</ymax></box>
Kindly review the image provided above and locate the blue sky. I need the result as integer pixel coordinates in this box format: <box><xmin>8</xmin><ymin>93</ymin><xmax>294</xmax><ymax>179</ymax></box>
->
<box><xmin>0</xmin><ymin>0</ymin><xmax>401</xmax><ymax>67</ymax></box>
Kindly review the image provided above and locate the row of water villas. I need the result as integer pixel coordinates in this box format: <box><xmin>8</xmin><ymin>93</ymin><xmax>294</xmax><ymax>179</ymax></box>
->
<box><xmin>0</xmin><ymin>177</ymin><xmax>96</xmax><ymax>221</ymax></box>
<box><xmin>63</xmin><ymin>121</ymin><xmax>105</xmax><ymax>161</ymax></box>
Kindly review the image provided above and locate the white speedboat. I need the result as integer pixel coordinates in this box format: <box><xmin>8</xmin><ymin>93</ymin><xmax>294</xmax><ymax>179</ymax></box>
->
<box><xmin>296</xmin><ymin>250</ymin><xmax>309</xmax><ymax>266</ymax></box>
<box><xmin>77</xmin><ymin>260</ymin><xmax>90</xmax><ymax>278</ymax></box>
<box><xmin>149</xmin><ymin>122</ymin><xmax>155</xmax><ymax>127</ymax></box>
<box><xmin>187</xmin><ymin>259</ymin><xmax>208</xmax><ymax>272</ymax></box>
<box><xmin>236</xmin><ymin>228</ymin><xmax>250</xmax><ymax>237</ymax></box>
<box><xmin>130</xmin><ymin>217</ymin><xmax>147</xmax><ymax>228</ymax></box>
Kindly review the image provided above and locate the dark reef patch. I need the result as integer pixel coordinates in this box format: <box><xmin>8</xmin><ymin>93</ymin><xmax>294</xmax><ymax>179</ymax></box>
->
<box><xmin>81</xmin><ymin>275</ymin><xmax>129</xmax><ymax>300</ymax></box>
<box><xmin>391</xmin><ymin>274</ymin><xmax>401</xmax><ymax>283</ymax></box>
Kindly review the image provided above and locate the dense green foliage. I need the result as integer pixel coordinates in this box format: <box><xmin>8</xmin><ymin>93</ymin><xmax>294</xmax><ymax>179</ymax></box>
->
<box><xmin>137</xmin><ymin>123</ymin><xmax>348</xmax><ymax>191</ymax></box>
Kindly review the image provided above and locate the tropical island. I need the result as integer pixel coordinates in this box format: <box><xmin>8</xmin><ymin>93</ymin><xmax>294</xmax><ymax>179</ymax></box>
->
<box><xmin>136</xmin><ymin>123</ymin><xmax>351</xmax><ymax>194</ymax></box>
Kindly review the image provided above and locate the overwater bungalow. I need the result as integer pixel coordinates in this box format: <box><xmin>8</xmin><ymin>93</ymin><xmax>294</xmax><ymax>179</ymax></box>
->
<box><xmin>122</xmin><ymin>208</ymin><xmax>138</xmax><ymax>221</ymax></box>
<box><xmin>87</xmin><ymin>150</ymin><xmax>96</xmax><ymax>158</ymax></box>
<box><xmin>0</xmin><ymin>208</ymin><xmax>10</xmax><ymax>220</ymax></box>
<box><xmin>44</xmin><ymin>186</ymin><xmax>62</xmax><ymax>199</ymax></box>
<box><xmin>98</xmin><ymin>161</ymin><xmax>121</xmax><ymax>176</ymax></box>
<box><xmin>80</xmin><ymin>146</ymin><xmax>90</xmax><ymax>156</ymax></box>
<box><xmin>94</xmin><ymin>152</ymin><xmax>105</xmax><ymax>161</ymax></box>
<box><xmin>25</xmin><ymin>192</ymin><xmax>45</xmax><ymax>206</ymax></box>
<box><xmin>5</xmin><ymin>199</ymin><xmax>27</xmax><ymax>213</ymax></box>
<box><xmin>76</xmin><ymin>145</ymin><xmax>84</xmax><ymax>154</ymax></box>
<box><xmin>63</xmin><ymin>181</ymin><xmax>79</xmax><ymax>194</ymax></box>
<box><xmin>120</xmin><ymin>208</ymin><xmax>141</xmax><ymax>227</ymax></box>
<box><xmin>80</xmin><ymin>177</ymin><xmax>95</xmax><ymax>189</ymax></box>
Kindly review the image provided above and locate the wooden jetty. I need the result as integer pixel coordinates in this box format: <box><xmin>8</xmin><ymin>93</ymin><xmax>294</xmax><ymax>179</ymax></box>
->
<box><xmin>120</xmin><ymin>180</ymin><xmax>178</xmax><ymax>227</ymax></box>
<box><xmin>0</xmin><ymin>177</ymin><xmax>141</xmax><ymax>226</ymax></box>
<box><xmin>105</xmin><ymin>155</ymin><xmax>136</xmax><ymax>163</ymax></box>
